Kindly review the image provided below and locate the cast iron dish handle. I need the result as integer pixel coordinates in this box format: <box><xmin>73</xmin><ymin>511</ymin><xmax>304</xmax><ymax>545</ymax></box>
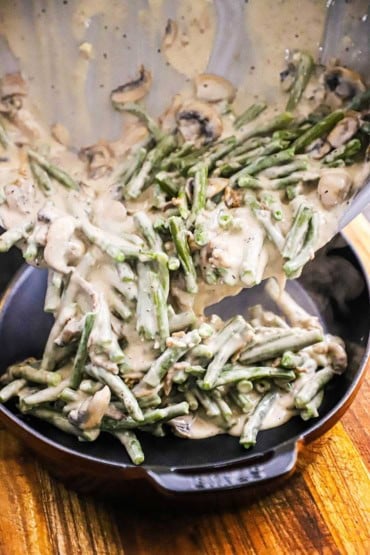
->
<box><xmin>147</xmin><ymin>439</ymin><xmax>299</xmax><ymax>494</ymax></box>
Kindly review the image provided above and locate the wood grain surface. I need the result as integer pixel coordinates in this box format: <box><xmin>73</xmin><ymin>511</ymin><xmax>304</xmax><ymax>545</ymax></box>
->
<box><xmin>0</xmin><ymin>217</ymin><xmax>369</xmax><ymax>555</ymax></box>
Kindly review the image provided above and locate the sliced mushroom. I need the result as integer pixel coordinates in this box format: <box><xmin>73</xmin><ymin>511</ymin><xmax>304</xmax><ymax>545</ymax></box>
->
<box><xmin>176</xmin><ymin>100</ymin><xmax>222</xmax><ymax>144</ymax></box>
<box><xmin>110</xmin><ymin>66</ymin><xmax>152</xmax><ymax>106</ymax></box>
<box><xmin>51</xmin><ymin>123</ymin><xmax>70</xmax><ymax>146</ymax></box>
<box><xmin>207</xmin><ymin>177</ymin><xmax>228</xmax><ymax>198</ymax></box>
<box><xmin>327</xmin><ymin>338</ymin><xmax>347</xmax><ymax>373</ymax></box>
<box><xmin>223</xmin><ymin>185</ymin><xmax>243</xmax><ymax>208</ymax></box>
<box><xmin>327</xmin><ymin>113</ymin><xmax>360</xmax><ymax>148</ymax></box>
<box><xmin>305</xmin><ymin>138</ymin><xmax>332</xmax><ymax>159</ymax></box>
<box><xmin>68</xmin><ymin>385</ymin><xmax>111</xmax><ymax>429</ymax></box>
<box><xmin>280</xmin><ymin>52</ymin><xmax>299</xmax><ymax>92</ymax></box>
<box><xmin>0</xmin><ymin>73</ymin><xmax>27</xmax><ymax>117</ymax></box>
<box><xmin>79</xmin><ymin>141</ymin><xmax>114</xmax><ymax>179</ymax></box>
<box><xmin>162</xmin><ymin>18</ymin><xmax>178</xmax><ymax>48</ymax></box>
<box><xmin>159</xmin><ymin>94</ymin><xmax>183</xmax><ymax>132</ymax></box>
<box><xmin>194</xmin><ymin>74</ymin><xmax>235</xmax><ymax>103</ymax></box>
<box><xmin>324</xmin><ymin>66</ymin><xmax>365</xmax><ymax>102</ymax></box>
<box><xmin>317</xmin><ymin>168</ymin><xmax>352</xmax><ymax>209</ymax></box>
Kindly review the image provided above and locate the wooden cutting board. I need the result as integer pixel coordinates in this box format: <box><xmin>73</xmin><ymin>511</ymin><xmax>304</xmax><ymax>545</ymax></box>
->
<box><xmin>0</xmin><ymin>216</ymin><xmax>369</xmax><ymax>555</ymax></box>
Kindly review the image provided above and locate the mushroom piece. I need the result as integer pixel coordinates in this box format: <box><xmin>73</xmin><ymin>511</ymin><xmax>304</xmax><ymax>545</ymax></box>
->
<box><xmin>323</xmin><ymin>66</ymin><xmax>365</xmax><ymax>103</ymax></box>
<box><xmin>194</xmin><ymin>73</ymin><xmax>236</xmax><ymax>103</ymax></box>
<box><xmin>223</xmin><ymin>185</ymin><xmax>243</xmax><ymax>208</ymax></box>
<box><xmin>162</xmin><ymin>18</ymin><xmax>178</xmax><ymax>49</ymax></box>
<box><xmin>159</xmin><ymin>93</ymin><xmax>183</xmax><ymax>132</ymax></box>
<box><xmin>207</xmin><ymin>177</ymin><xmax>228</xmax><ymax>198</ymax></box>
<box><xmin>79</xmin><ymin>141</ymin><xmax>114</xmax><ymax>179</ymax></box>
<box><xmin>305</xmin><ymin>138</ymin><xmax>332</xmax><ymax>160</ymax></box>
<box><xmin>280</xmin><ymin>53</ymin><xmax>299</xmax><ymax>92</ymax></box>
<box><xmin>0</xmin><ymin>73</ymin><xmax>27</xmax><ymax>116</ymax></box>
<box><xmin>68</xmin><ymin>385</ymin><xmax>111</xmax><ymax>429</ymax></box>
<box><xmin>327</xmin><ymin>113</ymin><xmax>360</xmax><ymax>148</ymax></box>
<box><xmin>317</xmin><ymin>168</ymin><xmax>352</xmax><ymax>209</ymax></box>
<box><xmin>110</xmin><ymin>66</ymin><xmax>152</xmax><ymax>106</ymax></box>
<box><xmin>176</xmin><ymin>100</ymin><xmax>222</xmax><ymax>144</ymax></box>
<box><xmin>169</xmin><ymin>415</ymin><xmax>194</xmax><ymax>438</ymax></box>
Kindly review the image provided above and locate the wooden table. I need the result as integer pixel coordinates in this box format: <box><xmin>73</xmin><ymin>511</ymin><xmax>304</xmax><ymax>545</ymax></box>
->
<box><xmin>0</xmin><ymin>217</ymin><xmax>369</xmax><ymax>555</ymax></box>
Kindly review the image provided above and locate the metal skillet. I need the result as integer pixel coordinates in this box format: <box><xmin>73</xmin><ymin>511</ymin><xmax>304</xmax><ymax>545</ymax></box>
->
<box><xmin>0</xmin><ymin>1</ymin><xmax>369</xmax><ymax>502</ymax></box>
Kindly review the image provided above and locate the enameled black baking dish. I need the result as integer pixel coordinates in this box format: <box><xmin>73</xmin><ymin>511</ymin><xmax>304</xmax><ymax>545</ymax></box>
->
<box><xmin>0</xmin><ymin>234</ymin><xmax>369</xmax><ymax>502</ymax></box>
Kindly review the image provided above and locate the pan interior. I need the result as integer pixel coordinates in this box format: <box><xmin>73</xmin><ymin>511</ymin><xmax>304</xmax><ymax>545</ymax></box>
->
<box><xmin>0</xmin><ymin>234</ymin><xmax>368</xmax><ymax>470</ymax></box>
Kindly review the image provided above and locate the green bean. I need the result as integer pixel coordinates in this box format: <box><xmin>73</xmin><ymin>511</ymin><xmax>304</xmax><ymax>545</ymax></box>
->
<box><xmin>85</xmin><ymin>364</ymin><xmax>144</xmax><ymax>421</ymax></box>
<box><xmin>169</xmin><ymin>310</ymin><xmax>196</xmax><ymax>332</ymax></box>
<box><xmin>281</xmin><ymin>351</ymin><xmax>304</xmax><ymax>369</ymax></box>
<box><xmin>118</xmin><ymin>147</ymin><xmax>147</xmax><ymax>188</ymax></box>
<box><xmin>323</xmin><ymin>138</ymin><xmax>362</xmax><ymax>165</ymax></box>
<box><xmin>283</xmin><ymin>212</ymin><xmax>319</xmax><ymax>277</ymax></box>
<box><xmin>240</xmin><ymin>112</ymin><xmax>295</xmax><ymax>142</ymax></box>
<box><xmin>192</xmin><ymin>316</ymin><xmax>247</xmax><ymax>360</ymax></box>
<box><xmin>114</xmin><ymin>102</ymin><xmax>162</xmax><ymax>140</ymax></box>
<box><xmin>169</xmin><ymin>216</ymin><xmax>198</xmax><ymax>294</ymax></box>
<box><xmin>136</xmin><ymin>262</ymin><xmax>157</xmax><ymax>341</ymax></box>
<box><xmin>151</xmin><ymin>271</ymin><xmax>170</xmax><ymax>349</ymax></box>
<box><xmin>8</xmin><ymin>363</ymin><xmax>61</xmax><ymax>386</ymax></box>
<box><xmin>286</xmin><ymin>51</ymin><xmax>314</xmax><ymax>111</ymax></box>
<box><xmin>230</xmin><ymin>391</ymin><xmax>254</xmax><ymax>413</ymax></box>
<box><xmin>246</xmin><ymin>196</ymin><xmax>285</xmax><ymax>251</ymax></box>
<box><xmin>239</xmin><ymin>329</ymin><xmax>323</xmax><ymax>364</ymax></box>
<box><xmin>0</xmin><ymin>379</ymin><xmax>26</xmax><ymax>402</ymax></box>
<box><xmin>28</xmin><ymin>149</ymin><xmax>79</xmax><ymax>190</ymax></box>
<box><xmin>212</xmin><ymin>390</ymin><xmax>234</xmax><ymax>426</ymax></box>
<box><xmin>116</xmin><ymin>262</ymin><xmax>136</xmax><ymax>282</ymax></box>
<box><xmin>29</xmin><ymin>408</ymin><xmax>84</xmax><ymax>436</ymax></box>
<box><xmin>236</xmin><ymin>379</ymin><xmax>254</xmax><ymax>393</ymax></box>
<box><xmin>184</xmin><ymin>390</ymin><xmax>199</xmax><ymax>410</ymax></box>
<box><xmin>260</xmin><ymin>192</ymin><xmax>283</xmax><ymax>221</ymax></box>
<box><xmin>240</xmin><ymin>392</ymin><xmax>277</xmax><ymax>448</ymax></box>
<box><xmin>44</xmin><ymin>271</ymin><xmax>63</xmax><ymax>313</ymax></box>
<box><xmin>125</xmin><ymin>134</ymin><xmax>177</xmax><ymax>199</ymax></box>
<box><xmin>81</xmin><ymin>220</ymin><xmax>151</xmax><ymax>262</ymax></box>
<box><xmin>282</xmin><ymin>204</ymin><xmax>313</xmax><ymax>260</ymax></box>
<box><xmin>234</xmin><ymin>103</ymin><xmax>267</xmax><ymax>129</ymax></box>
<box><xmin>300</xmin><ymin>390</ymin><xmax>324</xmax><ymax>420</ymax></box>
<box><xmin>0</xmin><ymin>116</ymin><xmax>10</xmax><ymax>149</ymax></box>
<box><xmin>23</xmin><ymin>378</ymin><xmax>70</xmax><ymax>406</ymax></box>
<box><xmin>215</xmin><ymin>366</ymin><xmax>295</xmax><ymax>387</ymax></box>
<box><xmin>261</xmin><ymin>159</ymin><xmax>308</xmax><ymax>179</ymax></box>
<box><xmin>154</xmin><ymin>171</ymin><xmax>181</xmax><ymax>197</ymax></box>
<box><xmin>138</xmin><ymin>392</ymin><xmax>162</xmax><ymax>409</ymax></box>
<box><xmin>0</xmin><ymin>222</ymin><xmax>33</xmax><ymax>252</ymax></box>
<box><xmin>231</xmin><ymin>148</ymin><xmax>295</xmax><ymax>186</ymax></box>
<box><xmin>30</xmin><ymin>160</ymin><xmax>53</xmax><ymax>195</ymax></box>
<box><xmin>347</xmin><ymin>88</ymin><xmax>370</xmax><ymax>111</ymax></box>
<box><xmin>295</xmin><ymin>366</ymin><xmax>335</xmax><ymax>409</ymax></box>
<box><xmin>293</xmin><ymin>111</ymin><xmax>344</xmax><ymax>153</ymax></box>
<box><xmin>201</xmin><ymin>318</ymin><xmax>250</xmax><ymax>389</ymax></box>
<box><xmin>102</xmin><ymin>402</ymin><xmax>189</xmax><ymax>430</ymax></box>
<box><xmin>112</xmin><ymin>430</ymin><xmax>145</xmax><ymax>465</ymax></box>
<box><xmin>191</xmin><ymin>164</ymin><xmax>208</xmax><ymax>218</ymax></box>
<box><xmin>70</xmin><ymin>313</ymin><xmax>96</xmax><ymax>389</ymax></box>
<box><xmin>142</xmin><ymin>329</ymin><xmax>201</xmax><ymax>387</ymax></box>
<box><xmin>193</xmin><ymin>389</ymin><xmax>221</xmax><ymax>417</ymax></box>
<box><xmin>193</xmin><ymin>222</ymin><xmax>209</xmax><ymax>246</ymax></box>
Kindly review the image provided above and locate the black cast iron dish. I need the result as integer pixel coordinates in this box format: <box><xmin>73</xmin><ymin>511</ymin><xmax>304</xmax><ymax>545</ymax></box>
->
<box><xmin>0</xmin><ymin>234</ymin><xmax>368</xmax><ymax>500</ymax></box>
